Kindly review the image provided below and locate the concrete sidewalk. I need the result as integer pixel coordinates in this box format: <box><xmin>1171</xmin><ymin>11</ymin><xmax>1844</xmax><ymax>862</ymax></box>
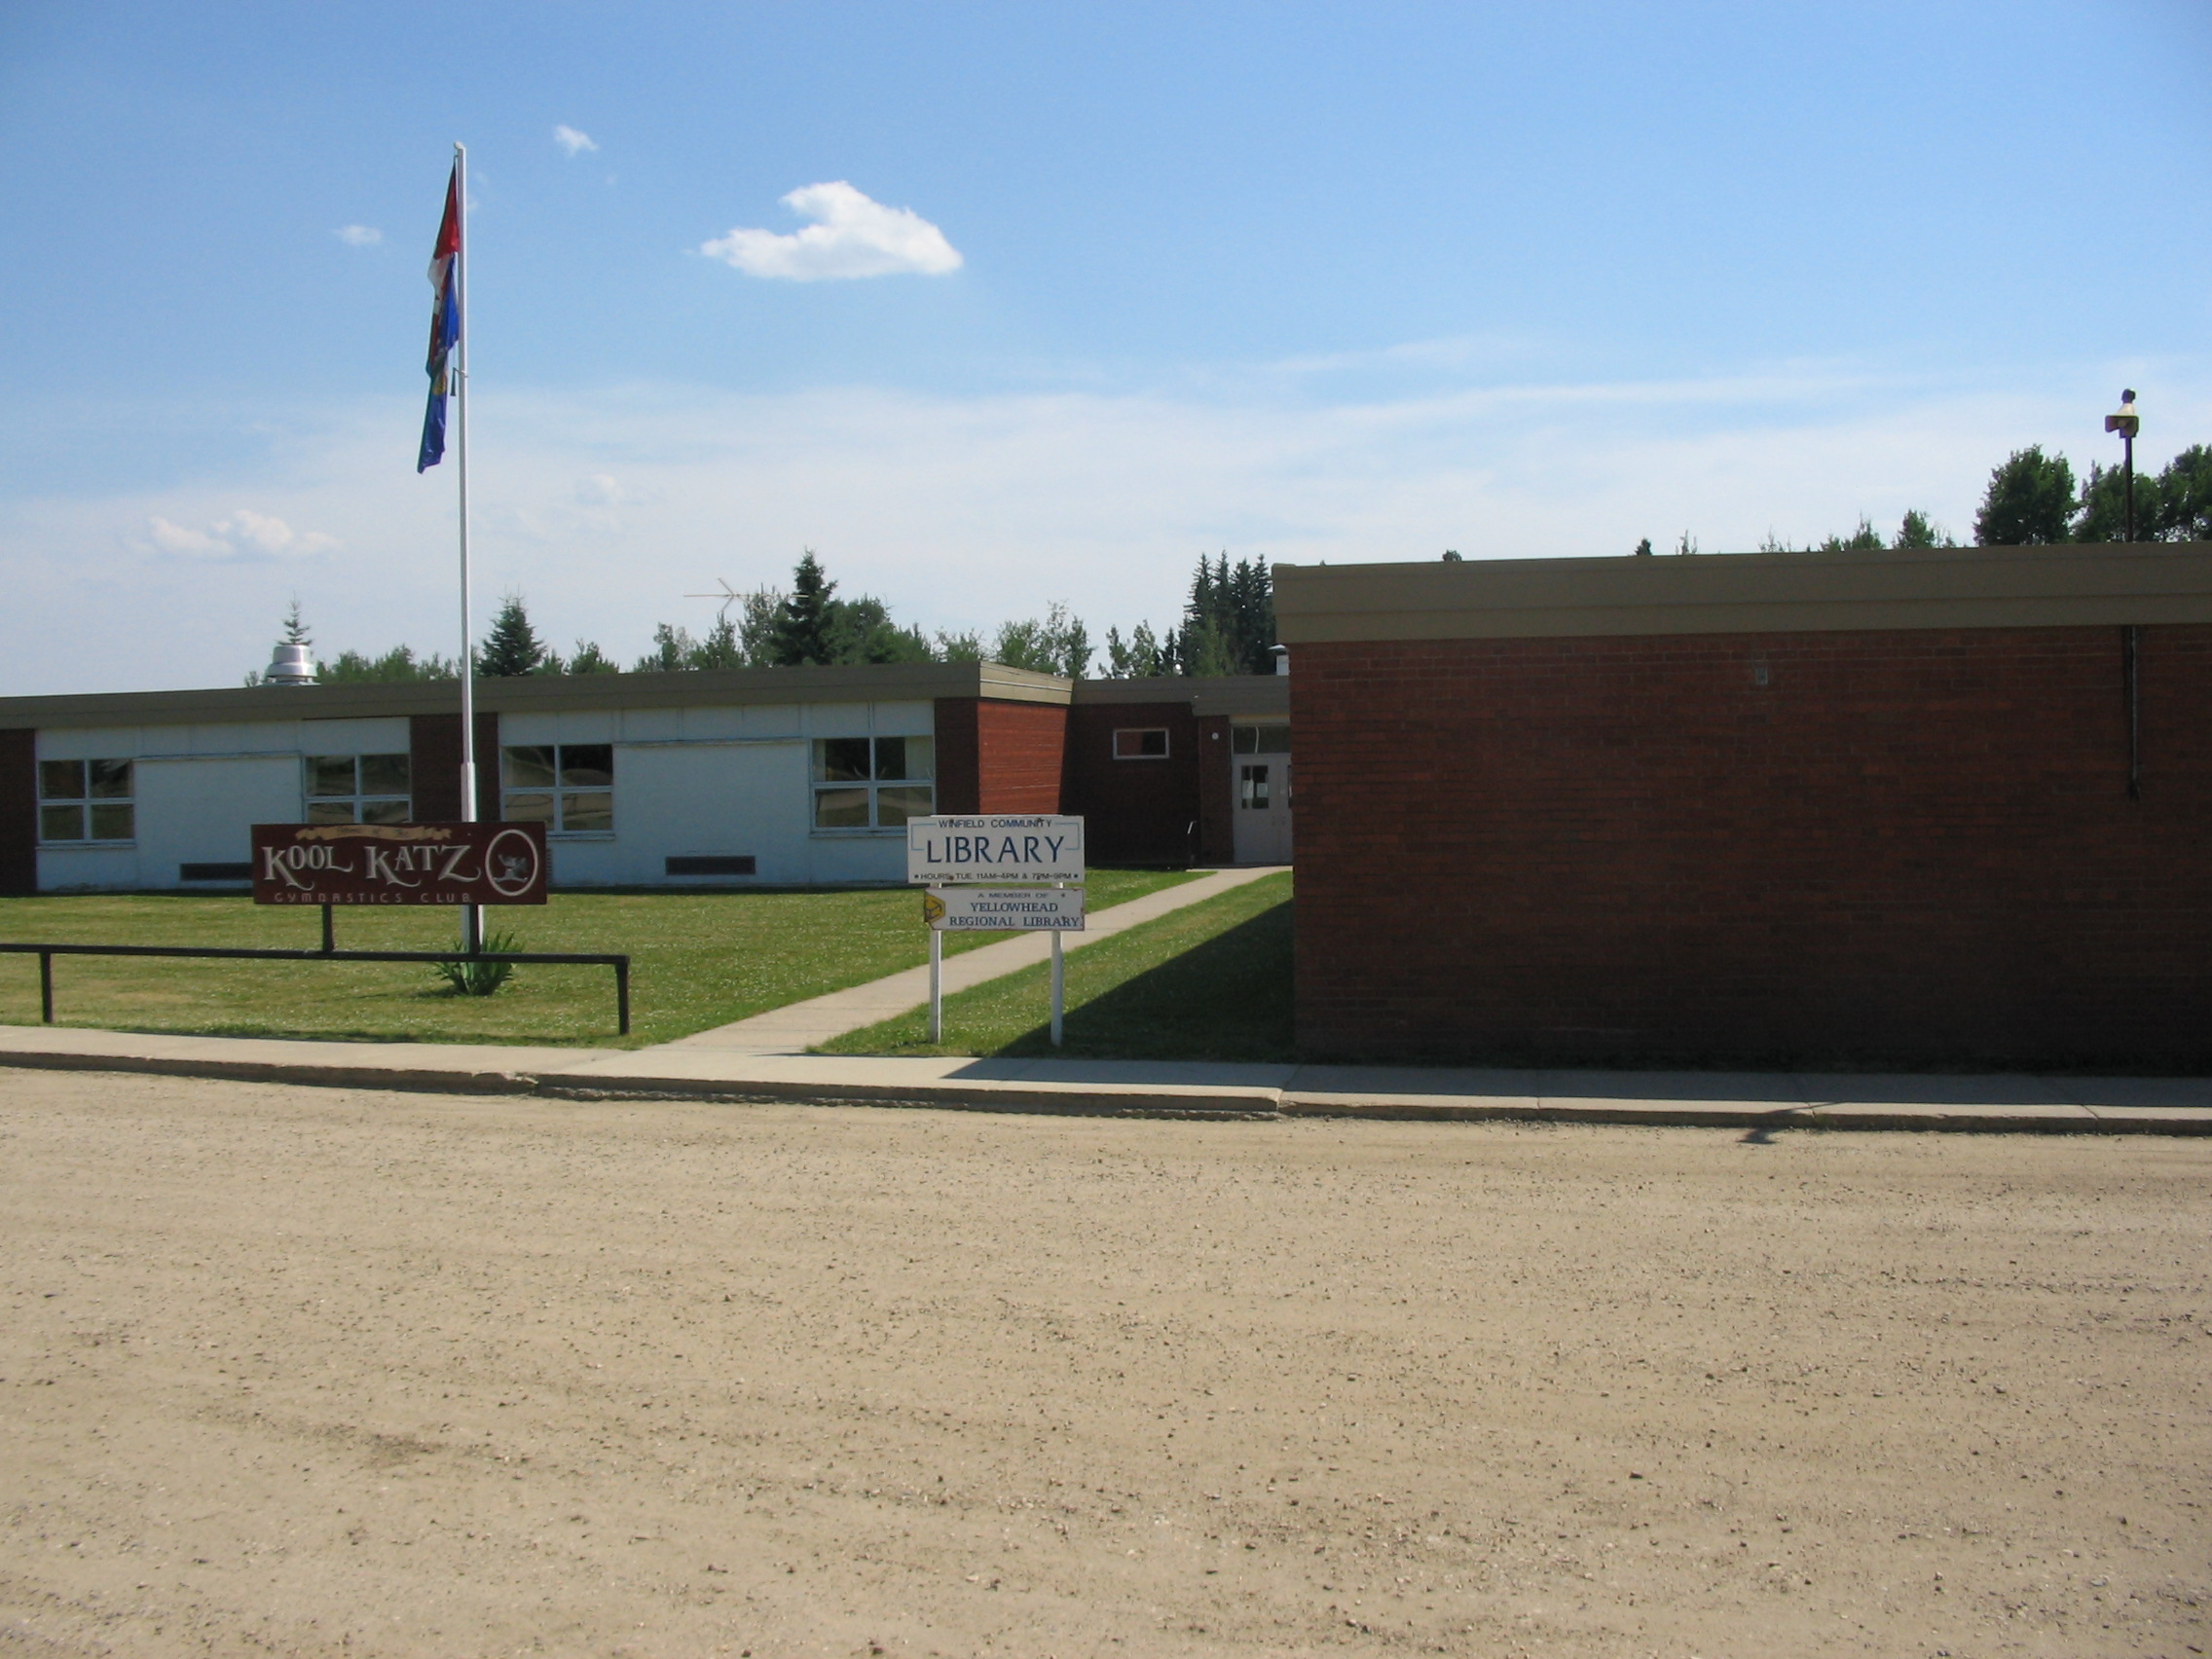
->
<box><xmin>662</xmin><ymin>865</ymin><xmax>1288</xmax><ymax>1054</ymax></box>
<box><xmin>1</xmin><ymin>1022</ymin><xmax>2206</xmax><ymax>1133</ymax></box>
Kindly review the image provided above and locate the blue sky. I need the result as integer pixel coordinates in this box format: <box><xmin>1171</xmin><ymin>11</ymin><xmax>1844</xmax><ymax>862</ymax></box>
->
<box><xmin>2</xmin><ymin>1</ymin><xmax>2207</xmax><ymax>692</ymax></box>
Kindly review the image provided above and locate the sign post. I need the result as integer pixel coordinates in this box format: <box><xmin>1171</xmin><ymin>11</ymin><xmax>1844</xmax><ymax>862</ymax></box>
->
<box><xmin>907</xmin><ymin>815</ymin><xmax>1086</xmax><ymax>1046</ymax></box>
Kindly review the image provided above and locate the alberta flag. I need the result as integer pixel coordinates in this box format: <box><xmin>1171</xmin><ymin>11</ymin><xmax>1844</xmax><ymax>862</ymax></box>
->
<box><xmin>416</xmin><ymin>163</ymin><xmax>461</xmax><ymax>472</ymax></box>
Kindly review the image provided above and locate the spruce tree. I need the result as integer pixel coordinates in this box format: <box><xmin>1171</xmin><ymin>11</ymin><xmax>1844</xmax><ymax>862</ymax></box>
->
<box><xmin>769</xmin><ymin>551</ymin><xmax>838</xmax><ymax>666</ymax></box>
<box><xmin>478</xmin><ymin>593</ymin><xmax>549</xmax><ymax>677</ymax></box>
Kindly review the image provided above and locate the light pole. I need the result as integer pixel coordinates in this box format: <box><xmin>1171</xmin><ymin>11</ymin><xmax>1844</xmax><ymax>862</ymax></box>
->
<box><xmin>2104</xmin><ymin>389</ymin><xmax>2143</xmax><ymax>798</ymax></box>
<box><xmin>2104</xmin><ymin>388</ymin><xmax>2140</xmax><ymax>542</ymax></box>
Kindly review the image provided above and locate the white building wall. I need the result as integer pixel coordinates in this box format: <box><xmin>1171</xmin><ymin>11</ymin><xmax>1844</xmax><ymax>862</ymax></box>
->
<box><xmin>35</xmin><ymin>717</ymin><xmax>411</xmax><ymax>892</ymax></box>
<box><xmin>492</xmin><ymin>698</ymin><xmax>936</xmax><ymax>889</ymax></box>
<box><xmin>29</xmin><ymin>698</ymin><xmax>940</xmax><ymax>892</ymax></box>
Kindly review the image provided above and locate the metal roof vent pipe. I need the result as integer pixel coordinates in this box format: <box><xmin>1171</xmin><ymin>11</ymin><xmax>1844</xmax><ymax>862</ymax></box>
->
<box><xmin>1272</xmin><ymin>645</ymin><xmax>1289</xmax><ymax>676</ymax></box>
<box><xmin>264</xmin><ymin>643</ymin><xmax>317</xmax><ymax>685</ymax></box>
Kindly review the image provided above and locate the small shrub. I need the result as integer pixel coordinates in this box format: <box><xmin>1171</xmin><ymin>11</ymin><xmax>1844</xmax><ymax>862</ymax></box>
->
<box><xmin>433</xmin><ymin>928</ymin><xmax>520</xmax><ymax>997</ymax></box>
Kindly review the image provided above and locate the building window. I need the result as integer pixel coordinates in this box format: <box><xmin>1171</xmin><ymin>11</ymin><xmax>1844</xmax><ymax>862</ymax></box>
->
<box><xmin>1113</xmin><ymin>727</ymin><xmax>1170</xmax><ymax>759</ymax></box>
<box><xmin>1231</xmin><ymin>724</ymin><xmax>1291</xmax><ymax>754</ymax></box>
<box><xmin>812</xmin><ymin>735</ymin><xmax>934</xmax><ymax>830</ymax></box>
<box><xmin>1239</xmin><ymin>763</ymin><xmax>1272</xmax><ymax>810</ymax></box>
<box><xmin>502</xmin><ymin>744</ymin><xmax>614</xmax><ymax>833</ymax></box>
<box><xmin>39</xmin><ymin>758</ymin><xmax>133</xmax><ymax>843</ymax></box>
<box><xmin>304</xmin><ymin>753</ymin><xmax>412</xmax><ymax>825</ymax></box>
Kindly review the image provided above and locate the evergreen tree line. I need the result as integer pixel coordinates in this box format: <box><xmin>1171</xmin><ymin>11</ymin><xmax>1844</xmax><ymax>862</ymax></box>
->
<box><xmin>1649</xmin><ymin>439</ymin><xmax>2210</xmax><ymax>559</ymax></box>
<box><xmin>270</xmin><ymin>547</ymin><xmax>1279</xmax><ymax>685</ymax></box>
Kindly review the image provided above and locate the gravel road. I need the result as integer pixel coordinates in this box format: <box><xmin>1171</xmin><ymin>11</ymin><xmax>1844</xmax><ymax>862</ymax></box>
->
<box><xmin>2</xmin><ymin>1069</ymin><xmax>2206</xmax><ymax>1657</ymax></box>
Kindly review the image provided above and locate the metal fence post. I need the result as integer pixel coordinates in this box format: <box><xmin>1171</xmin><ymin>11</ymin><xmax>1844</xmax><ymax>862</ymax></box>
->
<box><xmin>39</xmin><ymin>950</ymin><xmax>54</xmax><ymax>1023</ymax></box>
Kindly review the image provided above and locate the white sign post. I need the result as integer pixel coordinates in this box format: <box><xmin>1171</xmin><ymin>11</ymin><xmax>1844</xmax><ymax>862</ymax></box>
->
<box><xmin>907</xmin><ymin>815</ymin><xmax>1086</xmax><ymax>1046</ymax></box>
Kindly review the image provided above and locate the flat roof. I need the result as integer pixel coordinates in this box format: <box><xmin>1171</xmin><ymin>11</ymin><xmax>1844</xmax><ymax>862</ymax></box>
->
<box><xmin>1273</xmin><ymin>541</ymin><xmax>2212</xmax><ymax>643</ymax></box>
<box><xmin>0</xmin><ymin>661</ymin><xmax>1297</xmax><ymax>732</ymax></box>
<box><xmin>0</xmin><ymin>660</ymin><xmax>1074</xmax><ymax>731</ymax></box>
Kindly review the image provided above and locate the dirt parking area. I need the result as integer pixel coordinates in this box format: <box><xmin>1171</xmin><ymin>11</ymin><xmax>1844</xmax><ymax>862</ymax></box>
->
<box><xmin>0</xmin><ymin>1070</ymin><xmax>2206</xmax><ymax>1658</ymax></box>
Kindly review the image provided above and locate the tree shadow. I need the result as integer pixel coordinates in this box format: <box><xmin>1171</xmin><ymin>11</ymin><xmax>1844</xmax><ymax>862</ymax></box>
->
<box><xmin>996</xmin><ymin>899</ymin><xmax>1294</xmax><ymax>1062</ymax></box>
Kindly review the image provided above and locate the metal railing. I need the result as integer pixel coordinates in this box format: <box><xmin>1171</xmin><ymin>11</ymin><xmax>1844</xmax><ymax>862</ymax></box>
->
<box><xmin>1</xmin><ymin>941</ymin><xmax>630</xmax><ymax>1036</ymax></box>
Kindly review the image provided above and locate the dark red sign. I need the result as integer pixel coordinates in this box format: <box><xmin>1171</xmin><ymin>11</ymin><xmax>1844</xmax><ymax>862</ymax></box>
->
<box><xmin>251</xmin><ymin>822</ymin><xmax>548</xmax><ymax>906</ymax></box>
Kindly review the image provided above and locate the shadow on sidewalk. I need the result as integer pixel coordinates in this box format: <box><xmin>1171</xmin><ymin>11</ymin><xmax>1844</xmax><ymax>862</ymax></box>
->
<box><xmin>991</xmin><ymin>898</ymin><xmax>1295</xmax><ymax>1063</ymax></box>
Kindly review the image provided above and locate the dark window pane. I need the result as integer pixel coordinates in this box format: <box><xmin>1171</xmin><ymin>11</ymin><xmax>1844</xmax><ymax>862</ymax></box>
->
<box><xmin>1231</xmin><ymin>726</ymin><xmax>1256</xmax><ymax>754</ymax></box>
<box><xmin>89</xmin><ymin>803</ymin><xmax>134</xmax><ymax>840</ymax></box>
<box><xmin>1252</xmin><ymin>724</ymin><xmax>1292</xmax><ymax>754</ymax></box>
<box><xmin>38</xmin><ymin>760</ymin><xmax>85</xmax><ymax>800</ymax></box>
<box><xmin>876</xmin><ymin>784</ymin><xmax>934</xmax><ymax>827</ymax></box>
<box><xmin>1114</xmin><ymin>728</ymin><xmax>1169</xmax><ymax>758</ymax></box>
<box><xmin>875</xmin><ymin>735</ymin><xmax>935</xmax><ymax>782</ymax></box>
<box><xmin>814</xmin><ymin>737</ymin><xmax>871</xmax><ymax>782</ymax></box>
<box><xmin>360</xmin><ymin>797</ymin><xmax>411</xmax><ymax>826</ymax></box>
<box><xmin>502</xmin><ymin>746</ymin><xmax>557</xmax><ymax>789</ymax></box>
<box><xmin>813</xmin><ymin>786</ymin><xmax>870</xmax><ymax>828</ymax></box>
<box><xmin>307</xmin><ymin>800</ymin><xmax>357</xmax><ymax>825</ymax></box>
<box><xmin>87</xmin><ymin>758</ymin><xmax>132</xmax><ymax>799</ymax></box>
<box><xmin>562</xmin><ymin>792</ymin><xmax>614</xmax><ymax>833</ymax></box>
<box><xmin>359</xmin><ymin>753</ymin><xmax>412</xmax><ymax>794</ymax></box>
<box><xmin>1240</xmin><ymin>764</ymin><xmax>1270</xmax><ymax>809</ymax></box>
<box><xmin>559</xmin><ymin>744</ymin><xmax>613</xmax><ymax>788</ymax></box>
<box><xmin>306</xmin><ymin>755</ymin><xmax>356</xmax><ymax>796</ymax></box>
<box><xmin>40</xmin><ymin>804</ymin><xmax>83</xmax><ymax>841</ymax></box>
<box><xmin>502</xmin><ymin>793</ymin><xmax>554</xmax><ymax>824</ymax></box>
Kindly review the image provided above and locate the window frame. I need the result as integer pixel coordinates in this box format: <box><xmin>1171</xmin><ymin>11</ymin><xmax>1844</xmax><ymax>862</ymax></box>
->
<box><xmin>37</xmin><ymin>757</ymin><xmax>135</xmax><ymax>845</ymax></box>
<box><xmin>810</xmin><ymin>732</ymin><xmax>935</xmax><ymax>833</ymax></box>
<box><xmin>302</xmin><ymin>752</ymin><xmax>414</xmax><ymax>827</ymax></box>
<box><xmin>500</xmin><ymin>743</ymin><xmax>616</xmax><ymax>837</ymax></box>
<box><xmin>1112</xmin><ymin>727</ymin><xmax>1171</xmax><ymax>760</ymax></box>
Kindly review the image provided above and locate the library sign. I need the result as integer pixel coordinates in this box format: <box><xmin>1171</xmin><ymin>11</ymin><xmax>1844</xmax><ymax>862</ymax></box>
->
<box><xmin>251</xmin><ymin>822</ymin><xmax>548</xmax><ymax>906</ymax></box>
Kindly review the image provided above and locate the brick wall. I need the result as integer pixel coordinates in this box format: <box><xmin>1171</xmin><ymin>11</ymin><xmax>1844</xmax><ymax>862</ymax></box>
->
<box><xmin>409</xmin><ymin>713</ymin><xmax>500</xmax><ymax>822</ymax></box>
<box><xmin>1195</xmin><ymin>715</ymin><xmax>1235</xmax><ymax>865</ymax></box>
<box><xmin>1293</xmin><ymin>625</ymin><xmax>2212</xmax><ymax>1070</ymax></box>
<box><xmin>0</xmin><ymin>728</ymin><xmax>34</xmax><ymax>896</ymax></box>
<box><xmin>933</xmin><ymin>700</ymin><xmax>981</xmax><ymax>813</ymax></box>
<box><xmin>1063</xmin><ymin>702</ymin><xmax>1200</xmax><ymax>863</ymax></box>
<box><xmin>934</xmin><ymin>698</ymin><xmax>1067</xmax><ymax>816</ymax></box>
<box><xmin>976</xmin><ymin>699</ymin><xmax>1068</xmax><ymax>813</ymax></box>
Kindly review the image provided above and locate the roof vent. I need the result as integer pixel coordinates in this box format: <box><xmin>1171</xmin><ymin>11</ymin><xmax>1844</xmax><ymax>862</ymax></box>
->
<box><xmin>265</xmin><ymin>643</ymin><xmax>317</xmax><ymax>685</ymax></box>
<box><xmin>1272</xmin><ymin>645</ymin><xmax>1289</xmax><ymax>677</ymax></box>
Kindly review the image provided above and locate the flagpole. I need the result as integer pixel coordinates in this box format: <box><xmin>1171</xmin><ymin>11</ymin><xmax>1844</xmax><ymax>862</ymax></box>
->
<box><xmin>454</xmin><ymin>140</ymin><xmax>480</xmax><ymax>954</ymax></box>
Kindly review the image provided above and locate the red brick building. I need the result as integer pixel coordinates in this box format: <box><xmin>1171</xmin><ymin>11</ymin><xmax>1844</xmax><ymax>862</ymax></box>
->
<box><xmin>1276</xmin><ymin>543</ymin><xmax>2212</xmax><ymax>1071</ymax></box>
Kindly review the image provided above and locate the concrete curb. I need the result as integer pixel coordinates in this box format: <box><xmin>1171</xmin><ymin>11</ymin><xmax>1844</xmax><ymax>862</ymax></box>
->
<box><xmin>4</xmin><ymin>1041</ymin><xmax>2210</xmax><ymax>1134</ymax></box>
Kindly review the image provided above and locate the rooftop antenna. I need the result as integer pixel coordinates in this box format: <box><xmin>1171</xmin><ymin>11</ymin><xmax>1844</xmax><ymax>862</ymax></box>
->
<box><xmin>684</xmin><ymin>578</ymin><xmax>744</xmax><ymax>623</ymax></box>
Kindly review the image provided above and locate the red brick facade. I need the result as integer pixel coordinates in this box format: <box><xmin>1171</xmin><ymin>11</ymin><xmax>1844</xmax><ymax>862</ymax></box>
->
<box><xmin>408</xmin><ymin>713</ymin><xmax>501</xmax><ymax>823</ymax></box>
<box><xmin>1062</xmin><ymin>701</ymin><xmax>1202</xmax><ymax>864</ymax></box>
<box><xmin>1292</xmin><ymin>625</ymin><xmax>2212</xmax><ymax>1070</ymax></box>
<box><xmin>0</xmin><ymin>728</ymin><xmax>34</xmax><ymax>897</ymax></box>
<box><xmin>933</xmin><ymin>698</ymin><xmax>1067</xmax><ymax>816</ymax></box>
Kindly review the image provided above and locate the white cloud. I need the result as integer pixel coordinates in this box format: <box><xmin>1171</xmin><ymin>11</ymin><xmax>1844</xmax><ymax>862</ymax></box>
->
<box><xmin>8</xmin><ymin>354</ymin><xmax>2199</xmax><ymax>694</ymax></box>
<box><xmin>334</xmin><ymin>225</ymin><xmax>383</xmax><ymax>246</ymax></box>
<box><xmin>144</xmin><ymin>509</ymin><xmax>338</xmax><ymax>562</ymax></box>
<box><xmin>700</xmin><ymin>182</ymin><xmax>963</xmax><ymax>280</ymax></box>
<box><xmin>553</xmin><ymin>125</ymin><xmax>598</xmax><ymax>157</ymax></box>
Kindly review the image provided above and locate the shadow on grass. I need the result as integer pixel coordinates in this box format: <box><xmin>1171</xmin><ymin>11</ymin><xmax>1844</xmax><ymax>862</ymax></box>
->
<box><xmin>993</xmin><ymin>898</ymin><xmax>1295</xmax><ymax>1063</ymax></box>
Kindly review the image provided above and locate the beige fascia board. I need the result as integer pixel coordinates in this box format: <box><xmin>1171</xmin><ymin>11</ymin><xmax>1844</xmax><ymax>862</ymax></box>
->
<box><xmin>0</xmin><ymin>659</ymin><xmax>1070</xmax><ymax>732</ymax></box>
<box><xmin>1273</xmin><ymin>542</ymin><xmax>2212</xmax><ymax>644</ymax></box>
<box><xmin>1191</xmin><ymin>676</ymin><xmax>1290</xmax><ymax>719</ymax></box>
<box><xmin>1070</xmin><ymin>676</ymin><xmax>1201</xmax><ymax>707</ymax></box>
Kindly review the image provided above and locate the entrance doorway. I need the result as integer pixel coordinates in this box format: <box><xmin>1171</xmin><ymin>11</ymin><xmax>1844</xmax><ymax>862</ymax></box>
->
<box><xmin>1230</xmin><ymin>723</ymin><xmax>1292</xmax><ymax>865</ymax></box>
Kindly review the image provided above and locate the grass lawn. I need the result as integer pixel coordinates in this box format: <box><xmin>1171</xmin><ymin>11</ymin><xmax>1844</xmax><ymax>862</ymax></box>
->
<box><xmin>0</xmin><ymin>867</ymin><xmax>1198</xmax><ymax>1048</ymax></box>
<box><xmin>820</xmin><ymin>872</ymin><xmax>1293</xmax><ymax>1063</ymax></box>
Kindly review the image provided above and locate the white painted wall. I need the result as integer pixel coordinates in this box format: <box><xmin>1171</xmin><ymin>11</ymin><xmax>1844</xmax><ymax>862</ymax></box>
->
<box><xmin>29</xmin><ymin>699</ymin><xmax>939</xmax><ymax>892</ymax></box>
<box><xmin>494</xmin><ymin>699</ymin><xmax>934</xmax><ymax>888</ymax></box>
